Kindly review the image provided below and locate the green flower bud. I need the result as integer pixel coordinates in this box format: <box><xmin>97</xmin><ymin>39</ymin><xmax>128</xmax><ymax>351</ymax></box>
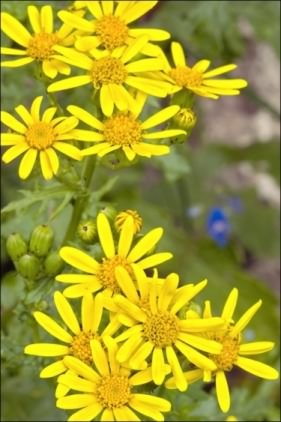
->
<box><xmin>18</xmin><ymin>254</ymin><xmax>41</xmax><ymax>280</ymax></box>
<box><xmin>6</xmin><ymin>233</ymin><xmax>27</xmax><ymax>262</ymax></box>
<box><xmin>44</xmin><ymin>251</ymin><xmax>64</xmax><ymax>276</ymax></box>
<box><xmin>173</xmin><ymin>108</ymin><xmax>197</xmax><ymax>131</ymax></box>
<box><xmin>77</xmin><ymin>219</ymin><xmax>97</xmax><ymax>244</ymax></box>
<box><xmin>29</xmin><ymin>225</ymin><xmax>54</xmax><ymax>257</ymax></box>
<box><xmin>100</xmin><ymin>206</ymin><xmax>117</xmax><ymax>221</ymax></box>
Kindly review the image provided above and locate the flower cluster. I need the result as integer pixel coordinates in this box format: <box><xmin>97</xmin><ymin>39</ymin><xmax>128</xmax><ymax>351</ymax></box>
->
<box><xmin>24</xmin><ymin>211</ymin><xmax>278</xmax><ymax>420</ymax></box>
<box><xmin>1</xmin><ymin>2</ymin><xmax>278</xmax><ymax>421</ymax></box>
<box><xmin>1</xmin><ymin>1</ymin><xmax>248</xmax><ymax>179</ymax></box>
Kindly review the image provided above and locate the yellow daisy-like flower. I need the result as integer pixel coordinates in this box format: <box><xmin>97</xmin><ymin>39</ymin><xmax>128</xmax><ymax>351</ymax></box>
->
<box><xmin>0</xmin><ymin>96</ymin><xmax>82</xmax><ymax>180</ymax></box>
<box><xmin>24</xmin><ymin>291</ymin><xmax>120</xmax><ymax>381</ymax></box>
<box><xmin>68</xmin><ymin>99</ymin><xmax>186</xmax><ymax>160</ymax></box>
<box><xmin>47</xmin><ymin>37</ymin><xmax>173</xmax><ymax>116</ymax></box>
<box><xmin>159</xmin><ymin>41</ymin><xmax>248</xmax><ymax>99</ymax></box>
<box><xmin>165</xmin><ymin>288</ymin><xmax>279</xmax><ymax>412</ymax></box>
<box><xmin>56</xmin><ymin>212</ymin><xmax>173</xmax><ymax>298</ymax></box>
<box><xmin>115</xmin><ymin>209</ymin><xmax>143</xmax><ymax>234</ymax></box>
<box><xmin>57</xmin><ymin>337</ymin><xmax>171</xmax><ymax>421</ymax></box>
<box><xmin>111</xmin><ymin>266</ymin><xmax>224</xmax><ymax>390</ymax></box>
<box><xmin>58</xmin><ymin>1</ymin><xmax>170</xmax><ymax>52</ymax></box>
<box><xmin>0</xmin><ymin>5</ymin><xmax>77</xmax><ymax>78</ymax></box>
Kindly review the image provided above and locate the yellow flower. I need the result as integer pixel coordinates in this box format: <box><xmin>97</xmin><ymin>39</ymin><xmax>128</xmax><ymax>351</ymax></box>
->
<box><xmin>110</xmin><ymin>266</ymin><xmax>224</xmax><ymax>390</ymax></box>
<box><xmin>47</xmin><ymin>37</ymin><xmax>173</xmax><ymax>116</ymax></box>
<box><xmin>57</xmin><ymin>337</ymin><xmax>171</xmax><ymax>421</ymax></box>
<box><xmin>68</xmin><ymin>99</ymin><xmax>186</xmax><ymax>160</ymax></box>
<box><xmin>0</xmin><ymin>96</ymin><xmax>82</xmax><ymax>180</ymax></box>
<box><xmin>24</xmin><ymin>291</ymin><xmax>120</xmax><ymax>398</ymax></box>
<box><xmin>226</xmin><ymin>417</ymin><xmax>238</xmax><ymax>421</ymax></box>
<box><xmin>56</xmin><ymin>212</ymin><xmax>173</xmax><ymax>298</ymax></box>
<box><xmin>0</xmin><ymin>5</ymin><xmax>77</xmax><ymax>78</ymax></box>
<box><xmin>165</xmin><ymin>288</ymin><xmax>279</xmax><ymax>413</ymax></box>
<box><xmin>115</xmin><ymin>209</ymin><xmax>143</xmax><ymax>234</ymax></box>
<box><xmin>159</xmin><ymin>42</ymin><xmax>248</xmax><ymax>99</ymax></box>
<box><xmin>58</xmin><ymin>1</ymin><xmax>170</xmax><ymax>52</ymax></box>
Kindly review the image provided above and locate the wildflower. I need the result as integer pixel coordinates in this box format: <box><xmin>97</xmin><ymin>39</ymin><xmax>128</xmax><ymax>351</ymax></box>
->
<box><xmin>1</xmin><ymin>96</ymin><xmax>82</xmax><ymax>180</ymax></box>
<box><xmin>1</xmin><ymin>5</ymin><xmax>77</xmax><ymax>78</ymax></box>
<box><xmin>206</xmin><ymin>207</ymin><xmax>231</xmax><ymax>247</ymax></box>
<box><xmin>165</xmin><ymin>288</ymin><xmax>279</xmax><ymax>412</ymax></box>
<box><xmin>112</xmin><ymin>266</ymin><xmax>224</xmax><ymax>390</ymax></box>
<box><xmin>58</xmin><ymin>1</ymin><xmax>170</xmax><ymax>52</ymax></box>
<box><xmin>68</xmin><ymin>99</ymin><xmax>185</xmax><ymax>160</ymax></box>
<box><xmin>226</xmin><ymin>417</ymin><xmax>238</xmax><ymax>421</ymax></box>
<box><xmin>56</xmin><ymin>212</ymin><xmax>172</xmax><ymax>298</ymax></box>
<box><xmin>159</xmin><ymin>42</ymin><xmax>248</xmax><ymax>99</ymax></box>
<box><xmin>47</xmin><ymin>37</ymin><xmax>173</xmax><ymax>116</ymax></box>
<box><xmin>24</xmin><ymin>291</ymin><xmax>120</xmax><ymax>380</ymax></box>
<box><xmin>57</xmin><ymin>337</ymin><xmax>171</xmax><ymax>421</ymax></box>
<box><xmin>115</xmin><ymin>210</ymin><xmax>143</xmax><ymax>234</ymax></box>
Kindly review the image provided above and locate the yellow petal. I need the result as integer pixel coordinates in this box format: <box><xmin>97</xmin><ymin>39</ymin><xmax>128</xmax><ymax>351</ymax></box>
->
<box><xmin>33</xmin><ymin>311</ymin><xmax>73</xmax><ymax>343</ymax></box>
<box><xmin>175</xmin><ymin>340</ymin><xmax>217</xmax><ymax>371</ymax></box>
<box><xmin>54</xmin><ymin>291</ymin><xmax>80</xmax><ymax>335</ymax></box>
<box><xmin>19</xmin><ymin>148</ymin><xmax>37</xmax><ymax>179</ymax></box>
<box><xmin>1</xmin><ymin>111</ymin><xmax>27</xmax><ymax>133</ymax></box>
<box><xmin>40</xmin><ymin>5</ymin><xmax>53</xmax><ymax>33</ymax></box>
<box><xmin>117</xmin><ymin>216</ymin><xmax>135</xmax><ymax>257</ymax></box>
<box><xmin>215</xmin><ymin>370</ymin><xmax>230</xmax><ymax>412</ymax></box>
<box><xmin>142</xmin><ymin>129</ymin><xmax>186</xmax><ymax>139</ymax></box>
<box><xmin>67</xmin><ymin>105</ymin><xmax>104</xmax><ymax>130</ymax></box>
<box><xmin>121</xmin><ymin>1</ymin><xmax>158</xmax><ymax>24</ymax></box>
<box><xmin>129</xmin><ymin>28</ymin><xmax>170</xmax><ymax>41</ymax></box>
<box><xmin>231</xmin><ymin>300</ymin><xmax>262</xmax><ymax>336</ymax></box>
<box><xmin>58</xmin><ymin>373</ymin><xmax>94</xmax><ymax>393</ymax></box>
<box><xmin>171</xmin><ymin>42</ymin><xmax>186</xmax><ymax>67</ymax></box>
<box><xmin>97</xmin><ymin>213</ymin><xmax>115</xmax><ymax>258</ymax></box>
<box><xmin>141</xmin><ymin>105</ymin><xmax>180</xmax><ymax>130</ymax></box>
<box><xmin>63</xmin><ymin>355</ymin><xmax>100</xmax><ymax>382</ymax></box>
<box><xmin>239</xmin><ymin>341</ymin><xmax>275</xmax><ymax>355</ymax></box>
<box><xmin>48</xmin><ymin>75</ymin><xmax>91</xmax><ymax>92</ymax></box>
<box><xmin>40</xmin><ymin>150</ymin><xmax>53</xmax><ymax>180</ymax></box>
<box><xmin>2</xmin><ymin>143</ymin><xmax>29</xmax><ymax>163</ymax></box>
<box><xmin>0</xmin><ymin>57</ymin><xmax>34</xmax><ymax>67</ymax></box>
<box><xmin>203</xmin><ymin>79</ymin><xmax>248</xmax><ymax>89</ymax></box>
<box><xmin>56</xmin><ymin>394</ymin><xmax>97</xmax><ymax>409</ymax></box>
<box><xmin>1</xmin><ymin>133</ymin><xmax>25</xmax><ymax>146</ymax></box>
<box><xmin>192</xmin><ymin>59</ymin><xmax>210</xmax><ymax>73</ymax></box>
<box><xmin>137</xmin><ymin>252</ymin><xmax>173</xmax><ymax>269</ymax></box>
<box><xmin>203</xmin><ymin>64</ymin><xmax>237</xmax><ymax>78</ymax></box>
<box><xmin>152</xmin><ymin>347</ymin><xmax>166</xmax><ymax>385</ymax></box>
<box><xmin>127</xmin><ymin>227</ymin><xmax>163</xmax><ymax>262</ymax></box>
<box><xmin>121</xmin><ymin>36</ymin><xmax>149</xmax><ymax>64</ymax></box>
<box><xmin>90</xmin><ymin>339</ymin><xmax>110</xmax><ymax>376</ymax></box>
<box><xmin>166</xmin><ymin>346</ymin><xmax>187</xmax><ymax>391</ymax></box>
<box><xmin>235</xmin><ymin>356</ymin><xmax>279</xmax><ymax>380</ymax></box>
<box><xmin>100</xmin><ymin>85</ymin><xmax>114</xmax><ymax>117</ymax></box>
<box><xmin>1</xmin><ymin>12</ymin><xmax>31</xmax><ymax>47</ymax></box>
<box><xmin>40</xmin><ymin>360</ymin><xmax>66</xmax><ymax>378</ymax></box>
<box><xmin>45</xmin><ymin>148</ymin><xmax>59</xmax><ymax>175</ymax></box>
<box><xmin>15</xmin><ymin>104</ymin><xmax>33</xmax><ymax>126</ymax></box>
<box><xmin>87</xmin><ymin>1</ymin><xmax>103</xmax><ymax>18</ymax></box>
<box><xmin>42</xmin><ymin>59</ymin><xmax>57</xmax><ymax>79</ymax></box>
<box><xmin>115</xmin><ymin>266</ymin><xmax>139</xmax><ymax>302</ymax></box>
<box><xmin>58</xmin><ymin>11</ymin><xmax>94</xmax><ymax>32</ymax></box>
<box><xmin>27</xmin><ymin>5</ymin><xmax>41</xmax><ymax>33</ymax></box>
<box><xmin>31</xmin><ymin>96</ymin><xmax>43</xmax><ymax>121</ymax></box>
<box><xmin>24</xmin><ymin>343</ymin><xmax>69</xmax><ymax>356</ymax></box>
<box><xmin>222</xmin><ymin>288</ymin><xmax>238</xmax><ymax>322</ymax></box>
<box><xmin>0</xmin><ymin>47</ymin><xmax>26</xmax><ymax>55</ymax></box>
<box><xmin>53</xmin><ymin>142</ymin><xmax>82</xmax><ymax>160</ymax></box>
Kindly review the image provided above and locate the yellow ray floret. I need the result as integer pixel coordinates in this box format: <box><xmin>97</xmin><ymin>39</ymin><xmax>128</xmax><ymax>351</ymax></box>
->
<box><xmin>0</xmin><ymin>96</ymin><xmax>84</xmax><ymax>180</ymax></box>
<box><xmin>56</xmin><ymin>336</ymin><xmax>171</xmax><ymax>421</ymax></box>
<box><xmin>157</xmin><ymin>41</ymin><xmax>248</xmax><ymax>99</ymax></box>
<box><xmin>47</xmin><ymin>37</ymin><xmax>173</xmax><ymax>116</ymax></box>
<box><xmin>67</xmin><ymin>95</ymin><xmax>186</xmax><ymax>160</ymax></box>
<box><xmin>56</xmin><ymin>212</ymin><xmax>173</xmax><ymax>298</ymax></box>
<box><xmin>1</xmin><ymin>5</ymin><xmax>78</xmax><ymax>78</ymax></box>
<box><xmin>165</xmin><ymin>288</ymin><xmax>279</xmax><ymax>413</ymax></box>
<box><xmin>58</xmin><ymin>1</ymin><xmax>170</xmax><ymax>53</ymax></box>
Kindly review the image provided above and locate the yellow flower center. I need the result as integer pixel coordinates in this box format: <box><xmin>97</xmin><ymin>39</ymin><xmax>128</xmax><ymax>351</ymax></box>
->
<box><xmin>25</xmin><ymin>122</ymin><xmax>56</xmax><ymax>150</ymax></box>
<box><xmin>143</xmin><ymin>311</ymin><xmax>179</xmax><ymax>347</ymax></box>
<box><xmin>27</xmin><ymin>32</ymin><xmax>58</xmax><ymax>60</ymax></box>
<box><xmin>104</xmin><ymin>113</ymin><xmax>142</xmax><ymax>146</ymax></box>
<box><xmin>209</xmin><ymin>331</ymin><xmax>240</xmax><ymax>372</ymax></box>
<box><xmin>98</xmin><ymin>255</ymin><xmax>132</xmax><ymax>292</ymax></box>
<box><xmin>69</xmin><ymin>331</ymin><xmax>98</xmax><ymax>365</ymax></box>
<box><xmin>90</xmin><ymin>57</ymin><xmax>127</xmax><ymax>88</ymax></box>
<box><xmin>115</xmin><ymin>210</ymin><xmax>143</xmax><ymax>234</ymax></box>
<box><xmin>95</xmin><ymin>15</ymin><xmax>129</xmax><ymax>50</ymax></box>
<box><xmin>169</xmin><ymin>66</ymin><xmax>203</xmax><ymax>88</ymax></box>
<box><xmin>96</xmin><ymin>374</ymin><xmax>131</xmax><ymax>409</ymax></box>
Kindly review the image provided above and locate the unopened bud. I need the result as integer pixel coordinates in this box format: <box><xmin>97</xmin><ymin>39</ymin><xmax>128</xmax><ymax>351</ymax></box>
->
<box><xmin>77</xmin><ymin>219</ymin><xmax>97</xmax><ymax>244</ymax></box>
<box><xmin>29</xmin><ymin>225</ymin><xmax>54</xmax><ymax>257</ymax></box>
<box><xmin>6</xmin><ymin>233</ymin><xmax>27</xmax><ymax>262</ymax></box>
<box><xmin>100</xmin><ymin>206</ymin><xmax>117</xmax><ymax>221</ymax></box>
<box><xmin>173</xmin><ymin>108</ymin><xmax>197</xmax><ymax>131</ymax></box>
<box><xmin>115</xmin><ymin>210</ymin><xmax>143</xmax><ymax>234</ymax></box>
<box><xmin>44</xmin><ymin>251</ymin><xmax>64</xmax><ymax>276</ymax></box>
<box><xmin>18</xmin><ymin>254</ymin><xmax>41</xmax><ymax>280</ymax></box>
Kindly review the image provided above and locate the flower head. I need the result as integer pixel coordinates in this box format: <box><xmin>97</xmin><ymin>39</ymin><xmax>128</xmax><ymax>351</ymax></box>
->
<box><xmin>24</xmin><ymin>291</ymin><xmax>120</xmax><ymax>391</ymax></box>
<box><xmin>165</xmin><ymin>288</ymin><xmax>279</xmax><ymax>413</ymax></box>
<box><xmin>115</xmin><ymin>209</ymin><xmax>143</xmax><ymax>234</ymax></box>
<box><xmin>160</xmin><ymin>42</ymin><xmax>248</xmax><ymax>99</ymax></box>
<box><xmin>47</xmin><ymin>37</ymin><xmax>173</xmax><ymax>116</ymax></box>
<box><xmin>68</xmin><ymin>98</ymin><xmax>185</xmax><ymax>160</ymax></box>
<box><xmin>110</xmin><ymin>267</ymin><xmax>224</xmax><ymax>390</ymax></box>
<box><xmin>1</xmin><ymin>5</ymin><xmax>77</xmax><ymax>78</ymax></box>
<box><xmin>57</xmin><ymin>337</ymin><xmax>171</xmax><ymax>421</ymax></box>
<box><xmin>56</xmin><ymin>212</ymin><xmax>173</xmax><ymax>298</ymax></box>
<box><xmin>1</xmin><ymin>96</ymin><xmax>82</xmax><ymax>180</ymax></box>
<box><xmin>59</xmin><ymin>1</ymin><xmax>170</xmax><ymax>52</ymax></box>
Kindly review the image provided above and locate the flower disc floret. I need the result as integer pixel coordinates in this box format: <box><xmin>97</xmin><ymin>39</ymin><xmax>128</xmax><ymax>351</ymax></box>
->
<box><xmin>98</xmin><ymin>255</ymin><xmax>133</xmax><ymax>292</ymax></box>
<box><xmin>209</xmin><ymin>330</ymin><xmax>240</xmax><ymax>372</ymax></box>
<box><xmin>91</xmin><ymin>57</ymin><xmax>127</xmax><ymax>88</ymax></box>
<box><xmin>25</xmin><ymin>122</ymin><xmax>56</xmax><ymax>150</ymax></box>
<box><xmin>143</xmin><ymin>311</ymin><xmax>179</xmax><ymax>347</ymax></box>
<box><xmin>96</xmin><ymin>374</ymin><xmax>131</xmax><ymax>409</ymax></box>
<box><xmin>104</xmin><ymin>113</ymin><xmax>142</xmax><ymax>146</ymax></box>
<box><xmin>69</xmin><ymin>331</ymin><xmax>97</xmax><ymax>365</ymax></box>
<box><xmin>27</xmin><ymin>32</ymin><xmax>59</xmax><ymax>60</ymax></box>
<box><xmin>95</xmin><ymin>15</ymin><xmax>129</xmax><ymax>51</ymax></box>
<box><xmin>169</xmin><ymin>66</ymin><xmax>203</xmax><ymax>88</ymax></box>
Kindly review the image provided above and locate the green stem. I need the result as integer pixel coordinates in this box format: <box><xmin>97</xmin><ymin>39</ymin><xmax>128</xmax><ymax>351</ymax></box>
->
<box><xmin>62</xmin><ymin>156</ymin><xmax>97</xmax><ymax>245</ymax></box>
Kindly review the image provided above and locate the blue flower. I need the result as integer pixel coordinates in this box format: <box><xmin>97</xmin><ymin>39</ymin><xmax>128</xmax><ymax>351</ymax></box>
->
<box><xmin>206</xmin><ymin>207</ymin><xmax>231</xmax><ymax>247</ymax></box>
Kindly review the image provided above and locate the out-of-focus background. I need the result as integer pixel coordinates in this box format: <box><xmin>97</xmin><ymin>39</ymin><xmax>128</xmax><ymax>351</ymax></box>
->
<box><xmin>1</xmin><ymin>1</ymin><xmax>280</xmax><ymax>421</ymax></box>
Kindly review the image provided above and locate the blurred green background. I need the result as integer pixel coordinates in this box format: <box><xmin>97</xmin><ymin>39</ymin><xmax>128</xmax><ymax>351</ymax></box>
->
<box><xmin>1</xmin><ymin>1</ymin><xmax>280</xmax><ymax>421</ymax></box>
